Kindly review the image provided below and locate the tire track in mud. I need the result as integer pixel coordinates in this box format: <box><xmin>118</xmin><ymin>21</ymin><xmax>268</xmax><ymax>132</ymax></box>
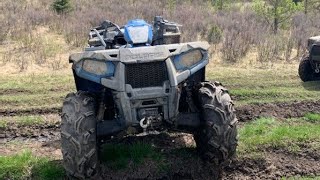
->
<box><xmin>237</xmin><ymin>100</ymin><xmax>320</xmax><ymax>121</ymax></box>
<box><xmin>2</xmin><ymin>100</ymin><xmax>320</xmax><ymax>146</ymax></box>
<box><xmin>0</xmin><ymin>107</ymin><xmax>61</xmax><ymax>116</ymax></box>
<box><xmin>0</xmin><ymin>123</ymin><xmax>60</xmax><ymax>143</ymax></box>
<box><xmin>2</xmin><ymin>100</ymin><xmax>320</xmax><ymax>120</ymax></box>
<box><xmin>0</xmin><ymin>114</ymin><xmax>61</xmax><ymax>144</ymax></box>
<box><xmin>223</xmin><ymin>149</ymin><xmax>320</xmax><ymax>180</ymax></box>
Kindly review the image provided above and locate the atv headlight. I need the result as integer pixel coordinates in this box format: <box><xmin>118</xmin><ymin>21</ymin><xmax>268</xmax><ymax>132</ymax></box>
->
<box><xmin>172</xmin><ymin>49</ymin><xmax>203</xmax><ymax>71</ymax></box>
<box><xmin>82</xmin><ymin>60</ymin><xmax>115</xmax><ymax>77</ymax></box>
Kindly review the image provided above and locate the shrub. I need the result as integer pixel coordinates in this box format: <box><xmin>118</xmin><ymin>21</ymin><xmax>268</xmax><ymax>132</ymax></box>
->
<box><xmin>207</xmin><ymin>25</ymin><xmax>223</xmax><ymax>44</ymax></box>
<box><xmin>1</xmin><ymin>0</ymin><xmax>320</xmax><ymax>66</ymax></box>
<box><xmin>283</xmin><ymin>34</ymin><xmax>295</xmax><ymax>61</ymax></box>
<box><xmin>0</xmin><ymin>24</ymin><xmax>8</xmax><ymax>43</ymax></box>
<box><xmin>51</xmin><ymin>0</ymin><xmax>72</xmax><ymax>14</ymax></box>
<box><xmin>256</xmin><ymin>35</ymin><xmax>285</xmax><ymax>63</ymax></box>
<box><xmin>217</xmin><ymin>10</ymin><xmax>259</xmax><ymax>63</ymax></box>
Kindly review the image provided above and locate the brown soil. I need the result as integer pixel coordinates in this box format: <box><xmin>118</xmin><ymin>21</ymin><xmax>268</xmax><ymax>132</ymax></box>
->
<box><xmin>237</xmin><ymin>100</ymin><xmax>320</xmax><ymax>122</ymax></box>
<box><xmin>1</xmin><ymin>140</ymin><xmax>62</xmax><ymax>159</ymax></box>
<box><xmin>0</xmin><ymin>107</ymin><xmax>61</xmax><ymax>116</ymax></box>
<box><xmin>0</xmin><ymin>114</ymin><xmax>61</xmax><ymax>148</ymax></box>
<box><xmin>2</xmin><ymin>100</ymin><xmax>320</xmax><ymax>121</ymax></box>
<box><xmin>223</xmin><ymin>149</ymin><xmax>320</xmax><ymax>180</ymax></box>
<box><xmin>0</xmin><ymin>115</ymin><xmax>62</xmax><ymax>159</ymax></box>
<box><xmin>0</xmin><ymin>122</ymin><xmax>60</xmax><ymax>143</ymax></box>
<box><xmin>99</xmin><ymin>133</ymin><xmax>223</xmax><ymax>180</ymax></box>
<box><xmin>0</xmin><ymin>88</ymin><xmax>33</xmax><ymax>96</ymax></box>
<box><xmin>99</xmin><ymin>134</ymin><xmax>320</xmax><ymax>180</ymax></box>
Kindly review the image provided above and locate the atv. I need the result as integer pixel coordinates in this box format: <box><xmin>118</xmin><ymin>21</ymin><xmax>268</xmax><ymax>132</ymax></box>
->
<box><xmin>299</xmin><ymin>35</ymin><xmax>320</xmax><ymax>82</ymax></box>
<box><xmin>61</xmin><ymin>16</ymin><xmax>238</xmax><ymax>179</ymax></box>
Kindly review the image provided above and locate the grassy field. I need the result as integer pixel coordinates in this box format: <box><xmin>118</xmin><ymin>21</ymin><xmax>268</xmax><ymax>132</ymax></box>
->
<box><xmin>0</xmin><ymin>73</ymin><xmax>74</xmax><ymax>112</ymax></box>
<box><xmin>1</xmin><ymin>63</ymin><xmax>320</xmax><ymax>179</ymax></box>
<box><xmin>0</xmin><ymin>114</ymin><xmax>60</xmax><ymax>128</ymax></box>
<box><xmin>1</xmin><ymin>63</ymin><xmax>320</xmax><ymax>113</ymax></box>
<box><xmin>207</xmin><ymin>64</ymin><xmax>320</xmax><ymax>105</ymax></box>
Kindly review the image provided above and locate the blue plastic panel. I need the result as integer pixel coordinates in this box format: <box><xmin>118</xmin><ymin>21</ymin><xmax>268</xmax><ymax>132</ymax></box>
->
<box><xmin>124</xmin><ymin>19</ymin><xmax>153</xmax><ymax>45</ymax></box>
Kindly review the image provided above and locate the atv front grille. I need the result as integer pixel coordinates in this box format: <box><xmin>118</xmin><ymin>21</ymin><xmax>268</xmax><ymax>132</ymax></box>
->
<box><xmin>125</xmin><ymin>61</ymin><xmax>168</xmax><ymax>88</ymax></box>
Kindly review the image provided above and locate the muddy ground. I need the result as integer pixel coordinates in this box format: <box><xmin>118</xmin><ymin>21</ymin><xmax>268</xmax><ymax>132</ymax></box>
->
<box><xmin>2</xmin><ymin>100</ymin><xmax>320</xmax><ymax>121</ymax></box>
<box><xmin>1</xmin><ymin>100</ymin><xmax>320</xmax><ymax>179</ymax></box>
<box><xmin>237</xmin><ymin>100</ymin><xmax>320</xmax><ymax>122</ymax></box>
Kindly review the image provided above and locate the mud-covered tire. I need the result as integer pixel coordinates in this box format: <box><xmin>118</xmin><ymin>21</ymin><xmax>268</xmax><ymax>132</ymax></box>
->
<box><xmin>193</xmin><ymin>82</ymin><xmax>238</xmax><ymax>166</ymax></box>
<box><xmin>61</xmin><ymin>91</ymin><xmax>99</xmax><ymax>179</ymax></box>
<box><xmin>299</xmin><ymin>57</ymin><xmax>314</xmax><ymax>82</ymax></box>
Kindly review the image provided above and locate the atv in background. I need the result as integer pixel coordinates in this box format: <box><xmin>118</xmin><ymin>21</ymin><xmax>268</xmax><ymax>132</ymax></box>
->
<box><xmin>61</xmin><ymin>16</ymin><xmax>238</xmax><ymax>179</ymax></box>
<box><xmin>299</xmin><ymin>36</ymin><xmax>320</xmax><ymax>82</ymax></box>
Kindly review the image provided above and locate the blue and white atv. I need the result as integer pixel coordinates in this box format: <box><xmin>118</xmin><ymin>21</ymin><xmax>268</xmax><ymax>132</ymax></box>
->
<box><xmin>61</xmin><ymin>16</ymin><xmax>238</xmax><ymax>179</ymax></box>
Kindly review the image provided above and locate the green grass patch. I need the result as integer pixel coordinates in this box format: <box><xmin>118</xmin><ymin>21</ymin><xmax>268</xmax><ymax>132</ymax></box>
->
<box><xmin>206</xmin><ymin>65</ymin><xmax>320</xmax><ymax>105</ymax></box>
<box><xmin>14</xmin><ymin>116</ymin><xmax>44</xmax><ymax>126</ymax></box>
<box><xmin>0</xmin><ymin>151</ymin><xmax>64</xmax><ymax>180</ymax></box>
<box><xmin>0</xmin><ymin>73</ymin><xmax>74</xmax><ymax>111</ymax></box>
<box><xmin>101</xmin><ymin>142</ymin><xmax>162</xmax><ymax>170</ymax></box>
<box><xmin>0</xmin><ymin>73</ymin><xmax>73</xmax><ymax>93</ymax></box>
<box><xmin>238</xmin><ymin>117</ymin><xmax>320</xmax><ymax>154</ymax></box>
<box><xmin>304</xmin><ymin>113</ymin><xmax>320</xmax><ymax>123</ymax></box>
<box><xmin>0</xmin><ymin>93</ymin><xmax>66</xmax><ymax>111</ymax></box>
<box><xmin>0</xmin><ymin>115</ymin><xmax>46</xmax><ymax>127</ymax></box>
<box><xmin>0</xmin><ymin>120</ymin><xmax>6</xmax><ymax>128</ymax></box>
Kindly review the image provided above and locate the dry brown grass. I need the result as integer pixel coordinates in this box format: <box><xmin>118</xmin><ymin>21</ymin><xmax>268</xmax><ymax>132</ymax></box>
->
<box><xmin>0</xmin><ymin>26</ymin><xmax>79</xmax><ymax>74</ymax></box>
